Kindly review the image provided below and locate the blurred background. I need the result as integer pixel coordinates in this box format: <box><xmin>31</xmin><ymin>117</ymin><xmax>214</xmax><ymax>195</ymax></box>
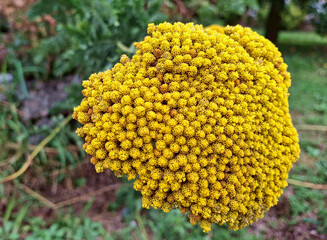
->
<box><xmin>0</xmin><ymin>0</ymin><xmax>326</xmax><ymax>239</ymax></box>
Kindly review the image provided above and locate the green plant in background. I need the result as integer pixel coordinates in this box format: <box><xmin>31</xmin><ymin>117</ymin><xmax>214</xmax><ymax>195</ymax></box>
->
<box><xmin>310</xmin><ymin>0</ymin><xmax>327</xmax><ymax>36</ymax></box>
<box><xmin>0</xmin><ymin>102</ymin><xmax>83</xmax><ymax>182</ymax></box>
<box><xmin>25</xmin><ymin>216</ymin><xmax>111</xmax><ymax>240</ymax></box>
<box><xmin>282</xmin><ymin>35</ymin><xmax>327</xmax><ymax>125</ymax></box>
<box><xmin>288</xmin><ymin>132</ymin><xmax>327</xmax><ymax>233</ymax></box>
<box><xmin>0</xmin><ymin>70</ymin><xmax>30</xmax><ymax>179</ymax></box>
<box><xmin>281</xmin><ymin>1</ymin><xmax>306</xmax><ymax>30</ymax></box>
<box><xmin>108</xmin><ymin>178</ymin><xmax>141</xmax><ymax>220</ymax></box>
<box><xmin>0</xmin><ymin>191</ymin><xmax>111</xmax><ymax>240</ymax></box>
<box><xmin>32</xmin><ymin>115</ymin><xmax>84</xmax><ymax>171</ymax></box>
<box><xmin>27</xmin><ymin>0</ymin><xmax>167</xmax><ymax>78</ymax></box>
<box><xmin>1</xmin><ymin>51</ymin><xmax>85</xmax><ymax>181</ymax></box>
<box><xmin>283</xmin><ymin>29</ymin><xmax>327</xmax><ymax>233</ymax></box>
<box><xmin>214</xmin><ymin>0</ymin><xmax>259</xmax><ymax>25</ymax></box>
<box><xmin>0</xmin><ymin>28</ymin><xmax>47</xmax><ymax>84</ymax></box>
<box><xmin>165</xmin><ymin>0</ymin><xmax>259</xmax><ymax>26</ymax></box>
<box><xmin>0</xmin><ymin>193</ymin><xmax>30</xmax><ymax>240</ymax></box>
<box><xmin>49</xmin><ymin>83</ymin><xmax>84</xmax><ymax>115</ymax></box>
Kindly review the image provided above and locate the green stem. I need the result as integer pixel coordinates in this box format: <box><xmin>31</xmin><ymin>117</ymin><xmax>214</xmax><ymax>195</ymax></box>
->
<box><xmin>135</xmin><ymin>208</ymin><xmax>149</xmax><ymax>240</ymax></box>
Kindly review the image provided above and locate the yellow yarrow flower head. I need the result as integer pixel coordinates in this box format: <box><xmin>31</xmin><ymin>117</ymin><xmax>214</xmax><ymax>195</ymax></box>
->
<box><xmin>73</xmin><ymin>22</ymin><xmax>300</xmax><ymax>232</ymax></box>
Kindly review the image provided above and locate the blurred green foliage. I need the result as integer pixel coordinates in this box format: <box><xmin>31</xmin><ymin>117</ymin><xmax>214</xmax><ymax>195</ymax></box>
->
<box><xmin>0</xmin><ymin>216</ymin><xmax>111</xmax><ymax>240</ymax></box>
<box><xmin>310</xmin><ymin>1</ymin><xmax>327</xmax><ymax>36</ymax></box>
<box><xmin>26</xmin><ymin>0</ymin><xmax>167</xmax><ymax>78</ymax></box>
<box><xmin>165</xmin><ymin>0</ymin><xmax>259</xmax><ymax>26</ymax></box>
<box><xmin>214</xmin><ymin>0</ymin><xmax>259</xmax><ymax>24</ymax></box>
<box><xmin>0</xmin><ymin>192</ymin><xmax>111</xmax><ymax>240</ymax></box>
<box><xmin>281</xmin><ymin>29</ymin><xmax>327</xmax><ymax>235</ymax></box>
<box><xmin>283</xmin><ymin>34</ymin><xmax>327</xmax><ymax>126</ymax></box>
<box><xmin>25</xmin><ymin>216</ymin><xmax>111</xmax><ymax>240</ymax></box>
<box><xmin>0</xmin><ymin>85</ymin><xmax>84</xmax><ymax>183</ymax></box>
<box><xmin>281</xmin><ymin>1</ymin><xmax>306</xmax><ymax>30</ymax></box>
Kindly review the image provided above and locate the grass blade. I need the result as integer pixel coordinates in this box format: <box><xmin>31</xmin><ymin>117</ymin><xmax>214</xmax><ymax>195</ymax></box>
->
<box><xmin>4</xmin><ymin>195</ymin><xmax>16</xmax><ymax>222</ymax></box>
<box><xmin>14</xmin><ymin>60</ymin><xmax>29</xmax><ymax>98</ymax></box>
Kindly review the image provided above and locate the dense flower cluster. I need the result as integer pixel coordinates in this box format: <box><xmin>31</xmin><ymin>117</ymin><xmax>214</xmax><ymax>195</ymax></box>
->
<box><xmin>73</xmin><ymin>22</ymin><xmax>300</xmax><ymax>232</ymax></box>
<box><xmin>205</xmin><ymin>24</ymin><xmax>225</xmax><ymax>34</ymax></box>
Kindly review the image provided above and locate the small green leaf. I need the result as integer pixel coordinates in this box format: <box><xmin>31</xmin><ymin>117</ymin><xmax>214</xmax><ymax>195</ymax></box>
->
<box><xmin>13</xmin><ymin>61</ymin><xmax>29</xmax><ymax>98</ymax></box>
